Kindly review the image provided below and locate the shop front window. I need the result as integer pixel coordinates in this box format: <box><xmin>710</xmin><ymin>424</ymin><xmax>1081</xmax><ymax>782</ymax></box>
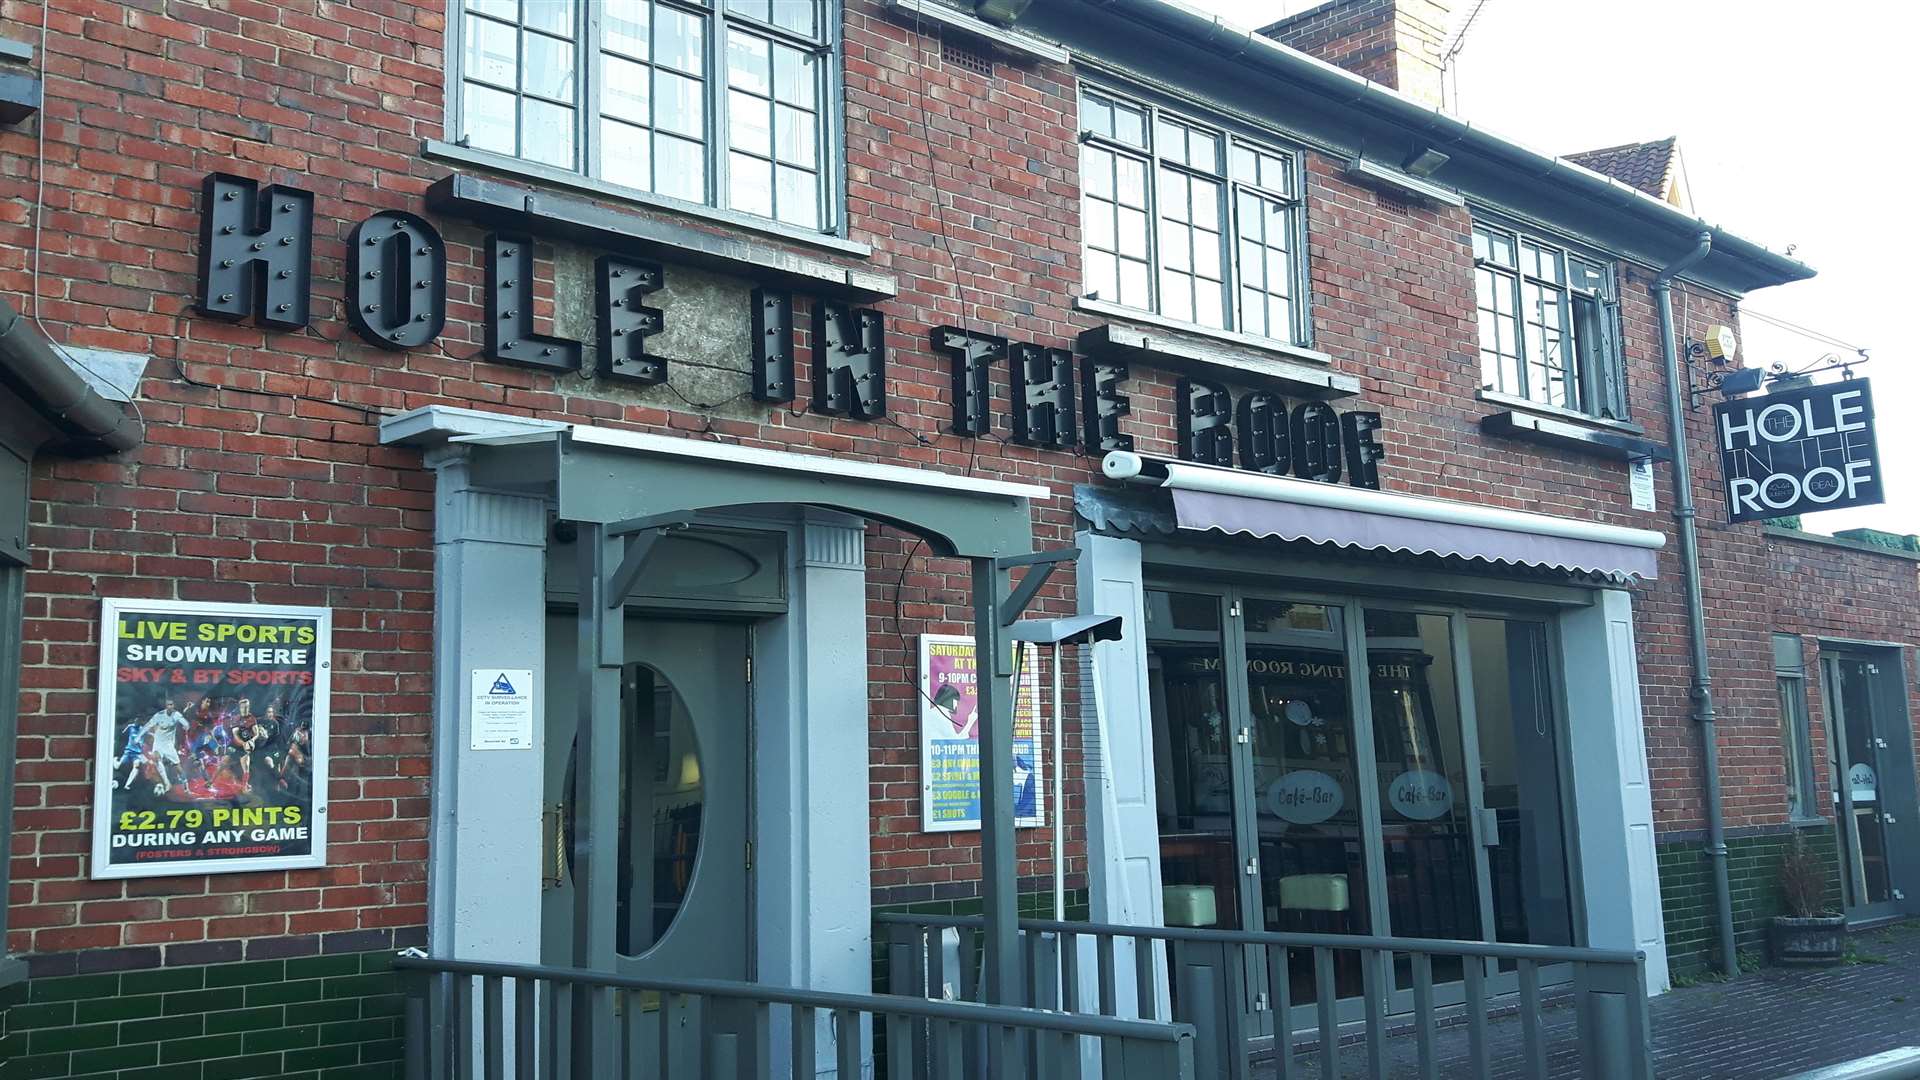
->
<box><xmin>1143</xmin><ymin>586</ymin><xmax>1580</xmax><ymax>1020</ymax></box>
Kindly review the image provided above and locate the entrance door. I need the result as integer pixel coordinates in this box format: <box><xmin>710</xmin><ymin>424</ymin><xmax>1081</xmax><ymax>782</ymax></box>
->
<box><xmin>542</xmin><ymin>615</ymin><xmax>753</xmax><ymax>1062</ymax></box>
<box><xmin>1144</xmin><ymin>585</ymin><xmax>1579</xmax><ymax>1034</ymax></box>
<box><xmin>1824</xmin><ymin>651</ymin><xmax>1920</xmax><ymax>921</ymax></box>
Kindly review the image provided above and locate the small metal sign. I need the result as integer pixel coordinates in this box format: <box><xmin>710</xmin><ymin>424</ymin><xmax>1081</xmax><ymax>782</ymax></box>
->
<box><xmin>1715</xmin><ymin>378</ymin><xmax>1884</xmax><ymax>523</ymax></box>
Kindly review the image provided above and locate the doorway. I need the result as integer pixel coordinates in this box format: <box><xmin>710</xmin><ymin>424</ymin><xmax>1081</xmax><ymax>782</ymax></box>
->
<box><xmin>542</xmin><ymin>614</ymin><xmax>754</xmax><ymax>1062</ymax></box>
<box><xmin>1822</xmin><ymin>648</ymin><xmax>1920</xmax><ymax>922</ymax></box>
<box><xmin>1143</xmin><ymin>583</ymin><xmax>1578</xmax><ymax>1030</ymax></box>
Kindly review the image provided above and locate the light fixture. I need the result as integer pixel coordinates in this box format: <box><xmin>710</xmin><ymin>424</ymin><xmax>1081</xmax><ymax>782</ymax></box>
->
<box><xmin>1717</xmin><ymin>367</ymin><xmax>1764</xmax><ymax>397</ymax></box>
<box><xmin>1702</xmin><ymin>324</ymin><xmax>1737</xmax><ymax>362</ymax></box>
<box><xmin>974</xmin><ymin>0</ymin><xmax>1033</xmax><ymax>24</ymax></box>
<box><xmin>1403</xmin><ymin>147</ymin><xmax>1450</xmax><ymax>177</ymax></box>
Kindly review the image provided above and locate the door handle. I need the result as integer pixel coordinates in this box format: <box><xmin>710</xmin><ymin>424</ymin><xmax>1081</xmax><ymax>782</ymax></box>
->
<box><xmin>542</xmin><ymin>802</ymin><xmax>568</xmax><ymax>889</ymax></box>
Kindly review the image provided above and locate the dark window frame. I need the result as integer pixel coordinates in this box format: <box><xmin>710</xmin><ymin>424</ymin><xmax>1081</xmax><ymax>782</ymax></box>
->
<box><xmin>446</xmin><ymin>0</ymin><xmax>842</xmax><ymax>235</ymax></box>
<box><xmin>1077</xmin><ymin>83</ymin><xmax>1312</xmax><ymax>347</ymax></box>
<box><xmin>1472</xmin><ymin>219</ymin><xmax>1628</xmax><ymax>420</ymax></box>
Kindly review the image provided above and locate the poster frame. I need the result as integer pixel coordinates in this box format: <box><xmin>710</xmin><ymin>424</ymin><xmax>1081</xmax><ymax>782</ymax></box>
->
<box><xmin>90</xmin><ymin>597</ymin><xmax>332</xmax><ymax>880</ymax></box>
<box><xmin>918</xmin><ymin>632</ymin><xmax>1045</xmax><ymax>834</ymax></box>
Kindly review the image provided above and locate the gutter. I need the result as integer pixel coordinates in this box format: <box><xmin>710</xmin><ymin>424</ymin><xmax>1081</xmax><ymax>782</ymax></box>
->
<box><xmin>0</xmin><ymin>295</ymin><xmax>141</xmax><ymax>453</ymax></box>
<box><xmin>1653</xmin><ymin>233</ymin><xmax>1738</xmax><ymax>978</ymax></box>
<box><xmin>1080</xmin><ymin>0</ymin><xmax>1814</xmax><ymax>291</ymax></box>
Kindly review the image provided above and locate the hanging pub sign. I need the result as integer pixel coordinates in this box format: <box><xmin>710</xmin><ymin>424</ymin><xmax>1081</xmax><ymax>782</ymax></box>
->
<box><xmin>193</xmin><ymin>170</ymin><xmax>1387</xmax><ymax>489</ymax></box>
<box><xmin>917</xmin><ymin>634</ymin><xmax>1045</xmax><ymax>833</ymax></box>
<box><xmin>91</xmin><ymin>598</ymin><xmax>331</xmax><ymax>879</ymax></box>
<box><xmin>1715</xmin><ymin>378</ymin><xmax>1884</xmax><ymax>523</ymax></box>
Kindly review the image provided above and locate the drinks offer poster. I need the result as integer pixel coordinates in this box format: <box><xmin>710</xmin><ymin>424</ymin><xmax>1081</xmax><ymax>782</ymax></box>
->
<box><xmin>918</xmin><ymin>633</ymin><xmax>1044</xmax><ymax>833</ymax></box>
<box><xmin>91</xmin><ymin>598</ymin><xmax>331</xmax><ymax>879</ymax></box>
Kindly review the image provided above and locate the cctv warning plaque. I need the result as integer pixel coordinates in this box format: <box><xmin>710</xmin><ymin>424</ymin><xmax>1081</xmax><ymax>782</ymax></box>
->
<box><xmin>1716</xmin><ymin>378</ymin><xmax>1884</xmax><ymax>524</ymax></box>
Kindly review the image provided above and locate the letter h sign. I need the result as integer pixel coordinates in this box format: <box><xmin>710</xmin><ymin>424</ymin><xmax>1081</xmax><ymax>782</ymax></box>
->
<box><xmin>196</xmin><ymin>174</ymin><xmax>315</xmax><ymax>330</ymax></box>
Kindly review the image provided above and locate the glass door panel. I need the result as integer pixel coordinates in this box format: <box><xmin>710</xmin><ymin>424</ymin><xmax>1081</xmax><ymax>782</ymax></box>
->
<box><xmin>1146</xmin><ymin>589</ymin><xmax>1243</xmax><ymax>929</ymax></box>
<box><xmin>1831</xmin><ymin>657</ymin><xmax>1893</xmax><ymax>908</ymax></box>
<box><xmin>1243</xmin><ymin>598</ymin><xmax>1369</xmax><ymax>1002</ymax></box>
<box><xmin>1468</xmin><ymin>617</ymin><xmax>1575</xmax><ymax>969</ymax></box>
<box><xmin>1365</xmin><ymin>609</ymin><xmax>1482</xmax><ymax>986</ymax></box>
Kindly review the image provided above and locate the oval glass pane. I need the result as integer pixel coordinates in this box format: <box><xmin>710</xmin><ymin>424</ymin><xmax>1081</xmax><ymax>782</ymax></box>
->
<box><xmin>565</xmin><ymin>662</ymin><xmax>705</xmax><ymax>958</ymax></box>
<box><xmin>620</xmin><ymin>663</ymin><xmax>702</xmax><ymax>956</ymax></box>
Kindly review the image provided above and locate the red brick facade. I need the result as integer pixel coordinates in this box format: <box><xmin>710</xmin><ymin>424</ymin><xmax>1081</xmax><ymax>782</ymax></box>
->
<box><xmin>3</xmin><ymin>0</ymin><xmax>1914</xmax><ymax>968</ymax></box>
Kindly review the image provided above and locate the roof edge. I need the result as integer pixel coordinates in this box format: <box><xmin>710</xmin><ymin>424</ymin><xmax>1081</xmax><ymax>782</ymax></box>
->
<box><xmin>1076</xmin><ymin>0</ymin><xmax>1815</xmax><ymax>290</ymax></box>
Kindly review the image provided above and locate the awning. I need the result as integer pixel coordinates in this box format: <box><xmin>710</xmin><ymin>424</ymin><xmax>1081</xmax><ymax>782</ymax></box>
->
<box><xmin>1102</xmin><ymin>452</ymin><xmax>1665</xmax><ymax>580</ymax></box>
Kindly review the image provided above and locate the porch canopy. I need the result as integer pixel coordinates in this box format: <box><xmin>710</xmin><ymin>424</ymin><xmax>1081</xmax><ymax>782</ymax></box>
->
<box><xmin>381</xmin><ymin>406</ymin><xmax>1051</xmax><ymax>1058</ymax></box>
<box><xmin>1102</xmin><ymin>450</ymin><xmax>1665</xmax><ymax>579</ymax></box>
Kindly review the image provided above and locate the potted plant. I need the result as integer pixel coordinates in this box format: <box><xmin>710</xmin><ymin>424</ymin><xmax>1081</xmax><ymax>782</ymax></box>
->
<box><xmin>1770</xmin><ymin>836</ymin><xmax>1845</xmax><ymax>965</ymax></box>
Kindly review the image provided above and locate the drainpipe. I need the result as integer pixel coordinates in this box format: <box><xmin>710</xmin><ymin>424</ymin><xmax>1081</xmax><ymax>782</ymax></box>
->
<box><xmin>0</xmin><ymin>295</ymin><xmax>142</xmax><ymax>452</ymax></box>
<box><xmin>1654</xmin><ymin>232</ymin><xmax>1738</xmax><ymax>977</ymax></box>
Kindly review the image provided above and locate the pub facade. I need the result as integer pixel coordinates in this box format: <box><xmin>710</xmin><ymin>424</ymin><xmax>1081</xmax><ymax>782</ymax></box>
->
<box><xmin>2</xmin><ymin>0</ymin><xmax>1918</xmax><ymax>1075</ymax></box>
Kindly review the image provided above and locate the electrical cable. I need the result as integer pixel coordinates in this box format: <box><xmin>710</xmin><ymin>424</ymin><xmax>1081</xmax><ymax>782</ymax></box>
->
<box><xmin>895</xmin><ymin>10</ymin><xmax>996</xmax><ymax>714</ymax></box>
<box><xmin>26</xmin><ymin>4</ymin><xmax>143</xmax><ymax>425</ymax></box>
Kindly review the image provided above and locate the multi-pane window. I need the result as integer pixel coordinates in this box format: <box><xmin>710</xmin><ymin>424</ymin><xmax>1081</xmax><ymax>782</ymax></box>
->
<box><xmin>455</xmin><ymin>0</ymin><xmax>834</xmax><ymax>232</ymax></box>
<box><xmin>1775</xmin><ymin>634</ymin><xmax>1818</xmax><ymax>820</ymax></box>
<box><xmin>1472</xmin><ymin>222</ymin><xmax>1626</xmax><ymax>419</ymax></box>
<box><xmin>1079</xmin><ymin>87</ymin><xmax>1308</xmax><ymax>344</ymax></box>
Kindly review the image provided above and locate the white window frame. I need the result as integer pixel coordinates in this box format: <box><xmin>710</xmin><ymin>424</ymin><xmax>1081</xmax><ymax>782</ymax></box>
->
<box><xmin>1077</xmin><ymin>84</ymin><xmax>1312</xmax><ymax>346</ymax></box>
<box><xmin>445</xmin><ymin>0</ymin><xmax>843</xmax><ymax>235</ymax></box>
<box><xmin>1775</xmin><ymin>634</ymin><xmax>1820</xmax><ymax>822</ymax></box>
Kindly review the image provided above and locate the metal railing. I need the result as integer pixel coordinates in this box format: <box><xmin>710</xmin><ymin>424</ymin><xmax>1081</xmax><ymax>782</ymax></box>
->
<box><xmin>394</xmin><ymin>951</ymin><xmax>1195</xmax><ymax>1080</ymax></box>
<box><xmin>875</xmin><ymin>913</ymin><xmax>1654</xmax><ymax>1080</ymax></box>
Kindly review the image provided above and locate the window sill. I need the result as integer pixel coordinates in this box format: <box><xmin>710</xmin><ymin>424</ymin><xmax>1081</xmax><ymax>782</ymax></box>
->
<box><xmin>0</xmin><ymin>953</ymin><xmax>24</xmax><ymax>990</ymax></box>
<box><xmin>424</xmin><ymin>169</ymin><xmax>897</xmax><ymax>304</ymax></box>
<box><xmin>1789</xmin><ymin>816</ymin><xmax>1831</xmax><ymax>829</ymax></box>
<box><xmin>1074</xmin><ymin>299</ymin><xmax>1357</xmax><ymax>400</ymax></box>
<box><xmin>1477</xmin><ymin>391</ymin><xmax>1647</xmax><ymax>436</ymax></box>
<box><xmin>1479</xmin><ymin>406</ymin><xmax>1670</xmax><ymax>463</ymax></box>
<box><xmin>421</xmin><ymin>140</ymin><xmax>875</xmax><ymax>262</ymax></box>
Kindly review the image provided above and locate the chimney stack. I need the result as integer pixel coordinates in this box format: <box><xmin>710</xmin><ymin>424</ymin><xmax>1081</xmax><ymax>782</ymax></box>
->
<box><xmin>1259</xmin><ymin>0</ymin><xmax>1453</xmax><ymax>111</ymax></box>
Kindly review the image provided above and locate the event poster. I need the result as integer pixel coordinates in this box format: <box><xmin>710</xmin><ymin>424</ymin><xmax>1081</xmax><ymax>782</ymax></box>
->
<box><xmin>91</xmin><ymin>598</ymin><xmax>331</xmax><ymax>879</ymax></box>
<box><xmin>919</xmin><ymin>633</ymin><xmax>1044</xmax><ymax>833</ymax></box>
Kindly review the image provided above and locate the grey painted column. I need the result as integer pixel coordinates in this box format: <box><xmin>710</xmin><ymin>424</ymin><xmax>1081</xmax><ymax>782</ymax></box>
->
<box><xmin>424</xmin><ymin>447</ymin><xmax>550</xmax><ymax>963</ymax></box>
<box><xmin>972</xmin><ymin>556</ymin><xmax>1020</xmax><ymax>1012</ymax></box>
<box><xmin>759</xmin><ymin>510</ymin><xmax>873</xmax><ymax>1077</ymax></box>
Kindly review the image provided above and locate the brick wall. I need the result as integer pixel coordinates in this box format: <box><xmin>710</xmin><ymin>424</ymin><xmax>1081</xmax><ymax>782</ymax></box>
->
<box><xmin>0</xmin><ymin>0</ymin><xmax>1897</xmax><ymax>1003</ymax></box>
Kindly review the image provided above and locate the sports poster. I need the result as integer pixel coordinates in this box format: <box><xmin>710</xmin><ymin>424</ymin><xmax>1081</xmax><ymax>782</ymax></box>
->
<box><xmin>91</xmin><ymin>599</ymin><xmax>331</xmax><ymax>879</ymax></box>
<box><xmin>918</xmin><ymin>633</ymin><xmax>1044</xmax><ymax>833</ymax></box>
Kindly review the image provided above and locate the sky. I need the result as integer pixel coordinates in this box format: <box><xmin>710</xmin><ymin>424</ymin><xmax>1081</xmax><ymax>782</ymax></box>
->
<box><xmin>1184</xmin><ymin>0</ymin><xmax>1919</xmax><ymax>536</ymax></box>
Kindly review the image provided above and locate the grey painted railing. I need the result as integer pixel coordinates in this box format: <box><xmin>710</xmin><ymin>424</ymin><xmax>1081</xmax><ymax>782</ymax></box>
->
<box><xmin>394</xmin><ymin>951</ymin><xmax>1195</xmax><ymax>1080</ymax></box>
<box><xmin>875</xmin><ymin>913</ymin><xmax>1653</xmax><ymax>1080</ymax></box>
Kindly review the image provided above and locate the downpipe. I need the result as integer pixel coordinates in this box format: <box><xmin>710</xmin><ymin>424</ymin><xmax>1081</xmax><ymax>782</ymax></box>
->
<box><xmin>1654</xmin><ymin>232</ymin><xmax>1739</xmax><ymax>977</ymax></box>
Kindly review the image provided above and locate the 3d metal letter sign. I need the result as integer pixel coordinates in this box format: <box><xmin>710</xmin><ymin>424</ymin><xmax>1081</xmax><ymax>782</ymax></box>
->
<box><xmin>193</xmin><ymin>171</ymin><xmax>1383</xmax><ymax>487</ymax></box>
<box><xmin>1715</xmin><ymin>378</ymin><xmax>1883</xmax><ymax>523</ymax></box>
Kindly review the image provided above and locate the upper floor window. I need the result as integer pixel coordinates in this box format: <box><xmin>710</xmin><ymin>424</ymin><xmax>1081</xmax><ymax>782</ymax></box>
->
<box><xmin>1472</xmin><ymin>222</ymin><xmax>1626</xmax><ymax>419</ymax></box>
<box><xmin>1078</xmin><ymin>88</ymin><xmax>1308</xmax><ymax>345</ymax></box>
<box><xmin>454</xmin><ymin>0</ymin><xmax>835</xmax><ymax>231</ymax></box>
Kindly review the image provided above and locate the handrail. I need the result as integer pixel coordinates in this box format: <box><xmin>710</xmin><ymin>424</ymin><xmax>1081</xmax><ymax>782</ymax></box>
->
<box><xmin>395</xmin><ymin>952</ymin><xmax>1188</xmax><ymax>1043</ymax></box>
<box><xmin>874</xmin><ymin>911</ymin><xmax>1645</xmax><ymax>967</ymax></box>
<box><xmin>878</xmin><ymin>913</ymin><xmax>1654</xmax><ymax>1080</ymax></box>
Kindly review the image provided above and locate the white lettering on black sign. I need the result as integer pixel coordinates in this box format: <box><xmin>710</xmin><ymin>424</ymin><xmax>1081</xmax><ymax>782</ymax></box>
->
<box><xmin>1714</xmin><ymin>379</ymin><xmax>1884</xmax><ymax>523</ymax></box>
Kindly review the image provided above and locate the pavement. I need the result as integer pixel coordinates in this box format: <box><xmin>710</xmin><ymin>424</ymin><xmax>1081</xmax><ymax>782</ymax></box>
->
<box><xmin>1255</xmin><ymin>921</ymin><xmax>1920</xmax><ymax>1079</ymax></box>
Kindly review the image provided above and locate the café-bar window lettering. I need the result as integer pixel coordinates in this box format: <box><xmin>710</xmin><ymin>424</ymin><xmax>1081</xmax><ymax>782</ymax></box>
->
<box><xmin>1079</xmin><ymin>86</ymin><xmax>1309</xmax><ymax>345</ymax></box>
<box><xmin>455</xmin><ymin>0</ymin><xmax>834</xmax><ymax>231</ymax></box>
<box><xmin>1472</xmin><ymin>221</ymin><xmax>1626</xmax><ymax>420</ymax></box>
